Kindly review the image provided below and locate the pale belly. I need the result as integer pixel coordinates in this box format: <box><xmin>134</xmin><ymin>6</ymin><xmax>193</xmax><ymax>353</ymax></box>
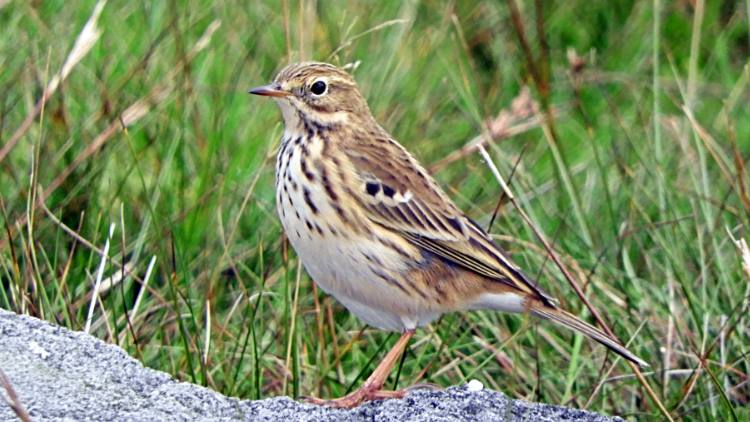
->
<box><xmin>277</xmin><ymin>190</ymin><xmax>443</xmax><ymax>332</ymax></box>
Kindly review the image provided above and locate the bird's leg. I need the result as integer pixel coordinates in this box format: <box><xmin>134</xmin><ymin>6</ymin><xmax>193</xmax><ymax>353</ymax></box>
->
<box><xmin>305</xmin><ymin>328</ymin><xmax>416</xmax><ymax>408</ymax></box>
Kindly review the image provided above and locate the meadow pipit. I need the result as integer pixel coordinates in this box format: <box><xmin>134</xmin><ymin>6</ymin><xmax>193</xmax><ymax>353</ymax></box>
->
<box><xmin>250</xmin><ymin>61</ymin><xmax>647</xmax><ymax>408</ymax></box>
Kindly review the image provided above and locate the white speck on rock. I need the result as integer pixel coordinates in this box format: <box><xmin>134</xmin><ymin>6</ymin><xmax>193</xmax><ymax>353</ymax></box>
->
<box><xmin>467</xmin><ymin>379</ymin><xmax>483</xmax><ymax>391</ymax></box>
<box><xmin>30</xmin><ymin>341</ymin><xmax>50</xmax><ymax>359</ymax></box>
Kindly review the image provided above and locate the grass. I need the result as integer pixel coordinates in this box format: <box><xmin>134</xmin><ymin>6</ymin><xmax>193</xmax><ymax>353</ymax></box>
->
<box><xmin>1</xmin><ymin>0</ymin><xmax>750</xmax><ymax>420</ymax></box>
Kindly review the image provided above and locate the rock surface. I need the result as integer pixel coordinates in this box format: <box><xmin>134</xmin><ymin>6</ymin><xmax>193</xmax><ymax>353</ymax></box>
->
<box><xmin>0</xmin><ymin>309</ymin><xmax>625</xmax><ymax>421</ymax></box>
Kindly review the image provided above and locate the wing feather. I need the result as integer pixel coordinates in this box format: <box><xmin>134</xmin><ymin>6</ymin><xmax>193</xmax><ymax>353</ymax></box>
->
<box><xmin>343</xmin><ymin>133</ymin><xmax>556</xmax><ymax>304</ymax></box>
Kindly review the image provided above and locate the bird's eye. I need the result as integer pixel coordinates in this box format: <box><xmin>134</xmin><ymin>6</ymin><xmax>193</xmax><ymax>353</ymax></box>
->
<box><xmin>311</xmin><ymin>80</ymin><xmax>327</xmax><ymax>95</ymax></box>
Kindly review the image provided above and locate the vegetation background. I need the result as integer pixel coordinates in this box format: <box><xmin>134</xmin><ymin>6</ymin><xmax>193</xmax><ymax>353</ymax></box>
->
<box><xmin>1</xmin><ymin>0</ymin><xmax>749</xmax><ymax>420</ymax></box>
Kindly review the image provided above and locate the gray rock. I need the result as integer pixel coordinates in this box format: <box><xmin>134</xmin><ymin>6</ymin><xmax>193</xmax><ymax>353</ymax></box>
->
<box><xmin>0</xmin><ymin>309</ymin><xmax>624</xmax><ymax>421</ymax></box>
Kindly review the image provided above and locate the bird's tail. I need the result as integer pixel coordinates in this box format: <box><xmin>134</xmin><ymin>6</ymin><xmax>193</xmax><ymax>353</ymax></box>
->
<box><xmin>532</xmin><ymin>306</ymin><xmax>649</xmax><ymax>367</ymax></box>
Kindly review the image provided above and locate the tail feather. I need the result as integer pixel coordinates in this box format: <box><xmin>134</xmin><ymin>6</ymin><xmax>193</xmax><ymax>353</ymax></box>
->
<box><xmin>532</xmin><ymin>306</ymin><xmax>649</xmax><ymax>367</ymax></box>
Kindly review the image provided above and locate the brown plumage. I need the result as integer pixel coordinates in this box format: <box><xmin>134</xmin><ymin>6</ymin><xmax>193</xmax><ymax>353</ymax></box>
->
<box><xmin>250</xmin><ymin>61</ymin><xmax>647</xmax><ymax>407</ymax></box>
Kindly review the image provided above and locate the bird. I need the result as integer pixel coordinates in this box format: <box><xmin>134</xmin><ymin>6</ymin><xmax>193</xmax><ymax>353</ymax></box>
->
<box><xmin>249</xmin><ymin>61</ymin><xmax>647</xmax><ymax>408</ymax></box>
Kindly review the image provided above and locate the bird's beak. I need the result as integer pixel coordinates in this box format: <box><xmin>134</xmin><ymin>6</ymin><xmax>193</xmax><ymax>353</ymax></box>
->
<box><xmin>248</xmin><ymin>83</ymin><xmax>291</xmax><ymax>98</ymax></box>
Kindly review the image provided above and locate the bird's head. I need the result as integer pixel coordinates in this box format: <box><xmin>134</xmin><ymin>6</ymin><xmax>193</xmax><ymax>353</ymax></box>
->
<box><xmin>249</xmin><ymin>62</ymin><xmax>372</xmax><ymax>132</ymax></box>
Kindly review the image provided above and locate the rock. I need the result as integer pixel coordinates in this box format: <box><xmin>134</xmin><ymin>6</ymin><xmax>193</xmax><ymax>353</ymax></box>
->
<box><xmin>0</xmin><ymin>309</ymin><xmax>624</xmax><ymax>422</ymax></box>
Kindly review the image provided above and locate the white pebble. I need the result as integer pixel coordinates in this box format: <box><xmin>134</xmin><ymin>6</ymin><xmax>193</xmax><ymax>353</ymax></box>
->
<box><xmin>467</xmin><ymin>379</ymin><xmax>483</xmax><ymax>391</ymax></box>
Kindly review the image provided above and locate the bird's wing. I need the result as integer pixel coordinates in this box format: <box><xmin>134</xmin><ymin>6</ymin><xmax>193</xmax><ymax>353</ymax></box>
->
<box><xmin>343</xmin><ymin>134</ymin><xmax>556</xmax><ymax>304</ymax></box>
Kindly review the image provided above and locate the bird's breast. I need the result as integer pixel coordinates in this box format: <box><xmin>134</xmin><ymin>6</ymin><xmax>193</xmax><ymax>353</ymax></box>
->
<box><xmin>273</xmin><ymin>132</ymin><xmax>447</xmax><ymax>331</ymax></box>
